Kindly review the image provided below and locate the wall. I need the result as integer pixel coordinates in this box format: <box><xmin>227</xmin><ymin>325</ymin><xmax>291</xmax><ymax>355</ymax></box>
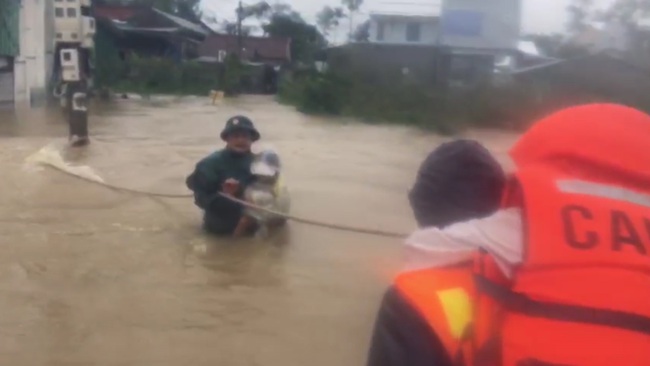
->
<box><xmin>515</xmin><ymin>54</ymin><xmax>650</xmax><ymax>114</ymax></box>
<box><xmin>0</xmin><ymin>0</ymin><xmax>20</xmax><ymax>105</ymax></box>
<box><xmin>328</xmin><ymin>43</ymin><xmax>439</xmax><ymax>84</ymax></box>
<box><xmin>368</xmin><ymin>16</ymin><xmax>439</xmax><ymax>45</ymax></box>
<box><xmin>440</xmin><ymin>0</ymin><xmax>521</xmax><ymax>51</ymax></box>
<box><xmin>14</xmin><ymin>0</ymin><xmax>52</xmax><ymax>106</ymax></box>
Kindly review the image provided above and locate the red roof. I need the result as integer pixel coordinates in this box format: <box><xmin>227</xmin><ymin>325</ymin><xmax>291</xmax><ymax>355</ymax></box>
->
<box><xmin>94</xmin><ymin>5</ymin><xmax>142</xmax><ymax>21</ymax></box>
<box><xmin>199</xmin><ymin>34</ymin><xmax>291</xmax><ymax>63</ymax></box>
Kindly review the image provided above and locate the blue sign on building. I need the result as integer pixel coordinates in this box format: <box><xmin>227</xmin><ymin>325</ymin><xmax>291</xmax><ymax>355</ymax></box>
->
<box><xmin>441</xmin><ymin>10</ymin><xmax>483</xmax><ymax>37</ymax></box>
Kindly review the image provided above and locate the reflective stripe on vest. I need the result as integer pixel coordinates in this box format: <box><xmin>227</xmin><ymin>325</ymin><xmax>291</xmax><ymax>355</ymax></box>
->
<box><xmin>394</xmin><ymin>266</ymin><xmax>475</xmax><ymax>359</ymax></box>
<box><xmin>496</xmin><ymin>167</ymin><xmax>650</xmax><ymax>365</ymax></box>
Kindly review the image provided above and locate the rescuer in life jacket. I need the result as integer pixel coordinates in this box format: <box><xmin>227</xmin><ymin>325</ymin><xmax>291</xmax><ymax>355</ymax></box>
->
<box><xmin>366</xmin><ymin>103</ymin><xmax>650</xmax><ymax>366</ymax></box>
<box><xmin>365</xmin><ymin>138</ymin><xmax>506</xmax><ymax>366</ymax></box>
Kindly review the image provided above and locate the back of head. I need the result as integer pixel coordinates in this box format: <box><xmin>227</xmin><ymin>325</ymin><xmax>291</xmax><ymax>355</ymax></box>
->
<box><xmin>409</xmin><ymin>139</ymin><xmax>506</xmax><ymax>228</ymax></box>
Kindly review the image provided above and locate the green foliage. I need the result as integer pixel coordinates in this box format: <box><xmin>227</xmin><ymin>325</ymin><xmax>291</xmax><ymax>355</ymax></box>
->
<box><xmin>95</xmin><ymin>52</ymin><xmax>248</xmax><ymax>96</ymax></box>
<box><xmin>352</xmin><ymin>20</ymin><xmax>370</xmax><ymax>42</ymax></box>
<box><xmin>263</xmin><ymin>13</ymin><xmax>327</xmax><ymax>64</ymax></box>
<box><xmin>279</xmin><ymin>70</ymin><xmax>535</xmax><ymax>134</ymax></box>
<box><xmin>279</xmin><ymin>70</ymin><xmax>350</xmax><ymax>114</ymax></box>
<box><xmin>110</xmin><ymin>56</ymin><xmax>221</xmax><ymax>95</ymax></box>
<box><xmin>222</xmin><ymin>53</ymin><xmax>243</xmax><ymax>96</ymax></box>
<box><xmin>221</xmin><ymin>2</ymin><xmax>327</xmax><ymax>64</ymax></box>
<box><xmin>567</xmin><ymin>0</ymin><xmax>594</xmax><ymax>34</ymax></box>
<box><xmin>316</xmin><ymin>6</ymin><xmax>346</xmax><ymax>36</ymax></box>
<box><xmin>93</xmin><ymin>26</ymin><xmax>127</xmax><ymax>89</ymax></box>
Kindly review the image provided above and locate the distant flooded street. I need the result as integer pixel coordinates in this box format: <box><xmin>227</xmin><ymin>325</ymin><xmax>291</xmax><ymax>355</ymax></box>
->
<box><xmin>0</xmin><ymin>96</ymin><xmax>517</xmax><ymax>365</ymax></box>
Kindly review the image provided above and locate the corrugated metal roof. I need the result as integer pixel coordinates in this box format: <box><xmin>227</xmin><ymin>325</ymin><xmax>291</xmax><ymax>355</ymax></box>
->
<box><xmin>151</xmin><ymin>8</ymin><xmax>208</xmax><ymax>36</ymax></box>
<box><xmin>0</xmin><ymin>0</ymin><xmax>20</xmax><ymax>56</ymax></box>
<box><xmin>94</xmin><ymin>5</ymin><xmax>142</xmax><ymax>21</ymax></box>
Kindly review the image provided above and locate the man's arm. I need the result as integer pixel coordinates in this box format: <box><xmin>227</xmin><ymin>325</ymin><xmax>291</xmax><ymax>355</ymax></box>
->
<box><xmin>187</xmin><ymin>163</ymin><xmax>240</xmax><ymax>213</ymax></box>
<box><xmin>366</xmin><ymin>286</ymin><xmax>453</xmax><ymax>366</ymax></box>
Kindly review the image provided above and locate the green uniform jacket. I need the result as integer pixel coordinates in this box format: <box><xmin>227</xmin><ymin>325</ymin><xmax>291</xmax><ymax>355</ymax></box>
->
<box><xmin>186</xmin><ymin>149</ymin><xmax>254</xmax><ymax>234</ymax></box>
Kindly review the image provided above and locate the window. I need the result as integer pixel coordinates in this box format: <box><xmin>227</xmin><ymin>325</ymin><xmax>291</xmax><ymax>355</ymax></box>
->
<box><xmin>377</xmin><ymin>21</ymin><xmax>385</xmax><ymax>41</ymax></box>
<box><xmin>55</xmin><ymin>7</ymin><xmax>64</xmax><ymax>17</ymax></box>
<box><xmin>67</xmin><ymin>7</ymin><xmax>76</xmax><ymax>17</ymax></box>
<box><xmin>406</xmin><ymin>22</ymin><xmax>421</xmax><ymax>42</ymax></box>
<box><xmin>218</xmin><ymin>50</ymin><xmax>227</xmax><ymax>62</ymax></box>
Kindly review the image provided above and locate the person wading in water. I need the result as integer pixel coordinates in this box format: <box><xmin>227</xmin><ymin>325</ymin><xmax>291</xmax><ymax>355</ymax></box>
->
<box><xmin>186</xmin><ymin>116</ymin><xmax>261</xmax><ymax>236</ymax></box>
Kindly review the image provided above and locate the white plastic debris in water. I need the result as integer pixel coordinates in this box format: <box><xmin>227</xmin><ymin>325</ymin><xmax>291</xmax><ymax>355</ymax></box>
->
<box><xmin>23</xmin><ymin>143</ymin><xmax>105</xmax><ymax>184</ymax></box>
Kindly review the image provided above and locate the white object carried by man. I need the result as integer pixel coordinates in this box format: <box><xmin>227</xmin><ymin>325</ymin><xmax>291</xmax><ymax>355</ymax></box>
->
<box><xmin>234</xmin><ymin>148</ymin><xmax>290</xmax><ymax>238</ymax></box>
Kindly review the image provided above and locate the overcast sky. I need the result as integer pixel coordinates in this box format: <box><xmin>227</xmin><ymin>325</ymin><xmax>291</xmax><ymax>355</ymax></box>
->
<box><xmin>201</xmin><ymin>0</ymin><xmax>615</xmax><ymax>36</ymax></box>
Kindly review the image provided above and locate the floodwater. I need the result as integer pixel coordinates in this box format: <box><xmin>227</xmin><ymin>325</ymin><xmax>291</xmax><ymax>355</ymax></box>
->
<box><xmin>0</xmin><ymin>96</ymin><xmax>517</xmax><ymax>365</ymax></box>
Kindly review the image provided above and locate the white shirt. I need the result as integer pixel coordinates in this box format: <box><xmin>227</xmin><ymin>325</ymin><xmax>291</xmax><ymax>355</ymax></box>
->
<box><xmin>403</xmin><ymin>208</ymin><xmax>524</xmax><ymax>278</ymax></box>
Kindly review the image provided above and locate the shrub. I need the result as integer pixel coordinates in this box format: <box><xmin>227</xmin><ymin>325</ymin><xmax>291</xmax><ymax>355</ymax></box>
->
<box><xmin>106</xmin><ymin>55</ymin><xmax>222</xmax><ymax>96</ymax></box>
<box><xmin>279</xmin><ymin>70</ymin><xmax>350</xmax><ymax>115</ymax></box>
<box><xmin>278</xmin><ymin>69</ymin><xmax>539</xmax><ymax>133</ymax></box>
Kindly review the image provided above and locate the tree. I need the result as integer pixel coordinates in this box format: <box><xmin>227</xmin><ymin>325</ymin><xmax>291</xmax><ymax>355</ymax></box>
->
<box><xmin>566</xmin><ymin>0</ymin><xmax>594</xmax><ymax>34</ymax></box>
<box><xmin>316</xmin><ymin>6</ymin><xmax>346</xmax><ymax>37</ymax></box>
<box><xmin>263</xmin><ymin>11</ymin><xmax>327</xmax><ymax>64</ymax></box>
<box><xmin>523</xmin><ymin>33</ymin><xmax>564</xmax><ymax>57</ymax></box>
<box><xmin>599</xmin><ymin>0</ymin><xmax>650</xmax><ymax>25</ymax></box>
<box><xmin>175</xmin><ymin>0</ymin><xmax>201</xmax><ymax>22</ymax></box>
<box><xmin>222</xmin><ymin>22</ymin><xmax>251</xmax><ymax>36</ymax></box>
<box><xmin>219</xmin><ymin>2</ymin><xmax>327</xmax><ymax>63</ymax></box>
<box><xmin>352</xmin><ymin>20</ymin><xmax>370</xmax><ymax>42</ymax></box>
<box><xmin>239</xmin><ymin>1</ymin><xmax>271</xmax><ymax>19</ymax></box>
<box><xmin>341</xmin><ymin>0</ymin><xmax>363</xmax><ymax>40</ymax></box>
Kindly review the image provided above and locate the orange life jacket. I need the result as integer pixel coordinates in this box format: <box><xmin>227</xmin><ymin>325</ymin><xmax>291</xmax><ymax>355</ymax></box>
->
<box><xmin>396</xmin><ymin>104</ymin><xmax>650</xmax><ymax>366</ymax></box>
<box><xmin>394</xmin><ymin>254</ymin><xmax>506</xmax><ymax>365</ymax></box>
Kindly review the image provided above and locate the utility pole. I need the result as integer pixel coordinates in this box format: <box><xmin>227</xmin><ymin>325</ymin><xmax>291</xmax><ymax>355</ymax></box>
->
<box><xmin>53</xmin><ymin>0</ymin><xmax>94</xmax><ymax>147</ymax></box>
<box><xmin>237</xmin><ymin>0</ymin><xmax>243</xmax><ymax>57</ymax></box>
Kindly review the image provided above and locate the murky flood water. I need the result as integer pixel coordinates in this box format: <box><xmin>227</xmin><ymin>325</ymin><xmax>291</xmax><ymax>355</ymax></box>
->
<box><xmin>0</xmin><ymin>96</ymin><xmax>517</xmax><ymax>365</ymax></box>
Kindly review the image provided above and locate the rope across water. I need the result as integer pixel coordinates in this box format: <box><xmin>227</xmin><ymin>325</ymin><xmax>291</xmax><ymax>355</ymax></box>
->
<box><xmin>40</xmin><ymin>162</ymin><xmax>409</xmax><ymax>239</ymax></box>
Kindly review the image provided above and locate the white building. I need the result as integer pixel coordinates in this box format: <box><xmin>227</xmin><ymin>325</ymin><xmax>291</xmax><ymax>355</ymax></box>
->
<box><xmin>367</xmin><ymin>0</ymin><xmax>521</xmax><ymax>53</ymax></box>
<box><xmin>368</xmin><ymin>13</ymin><xmax>440</xmax><ymax>45</ymax></box>
<box><xmin>17</xmin><ymin>0</ymin><xmax>56</xmax><ymax>106</ymax></box>
<box><xmin>0</xmin><ymin>0</ymin><xmax>55</xmax><ymax>108</ymax></box>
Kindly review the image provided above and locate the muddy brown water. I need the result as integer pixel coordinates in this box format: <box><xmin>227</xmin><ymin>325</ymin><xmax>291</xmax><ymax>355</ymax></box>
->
<box><xmin>0</xmin><ymin>96</ymin><xmax>517</xmax><ymax>365</ymax></box>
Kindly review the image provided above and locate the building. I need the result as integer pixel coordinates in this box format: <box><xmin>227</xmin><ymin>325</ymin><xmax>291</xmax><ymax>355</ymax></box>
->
<box><xmin>339</xmin><ymin>0</ymin><xmax>522</xmax><ymax>87</ymax></box>
<box><xmin>94</xmin><ymin>5</ymin><xmax>209</xmax><ymax>61</ymax></box>
<box><xmin>197</xmin><ymin>34</ymin><xmax>291</xmax><ymax>66</ymax></box>
<box><xmin>0</xmin><ymin>0</ymin><xmax>54</xmax><ymax>107</ymax></box>
<box><xmin>368</xmin><ymin>13</ymin><xmax>439</xmax><ymax>45</ymax></box>
<box><xmin>197</xmin><ymin>34</ymin><xmax>291</xmax><ymax>94</ymax></box>
<box><xmin>0</xmin><ymin>0</ymin><xmax>20</xmax><ymax>106</ymax></box>
<box><xmin>439</xmin><ymin>0</ymin><xmax>521</xmax><ymax>53</ymax></box>
<box><xmin>511</xmin><ymin>51</ymin><xmax>650</xmax><ymax>121</ymax></box>
<box><xmin>495</xmin><ymin>40</ymin><xmax>558</xmax><ymax>74</ymax></box>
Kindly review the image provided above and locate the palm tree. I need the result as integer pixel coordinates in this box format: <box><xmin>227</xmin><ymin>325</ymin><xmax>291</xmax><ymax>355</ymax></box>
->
<box><xmin>341</xmin><ymin>0</ymin><xmax>363</xmax><ymax>41</ymax></box>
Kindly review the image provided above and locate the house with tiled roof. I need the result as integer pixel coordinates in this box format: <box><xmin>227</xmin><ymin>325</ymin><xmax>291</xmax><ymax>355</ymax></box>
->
<box><xmin>94</xmin><ymin>4</ymin><xmax>208</xmax><ymax>61</ymax></box>
<box><xmin>197</xmin><ymin>34</ymin><xmax>291</xmax><ymax>66</ymax></box>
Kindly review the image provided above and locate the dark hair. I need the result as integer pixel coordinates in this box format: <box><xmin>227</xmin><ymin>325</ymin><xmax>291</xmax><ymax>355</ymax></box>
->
<box><xmin>408</xmin><ymin>139</ymin><xmax>506</xmax><ymax>228</ymax></box>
